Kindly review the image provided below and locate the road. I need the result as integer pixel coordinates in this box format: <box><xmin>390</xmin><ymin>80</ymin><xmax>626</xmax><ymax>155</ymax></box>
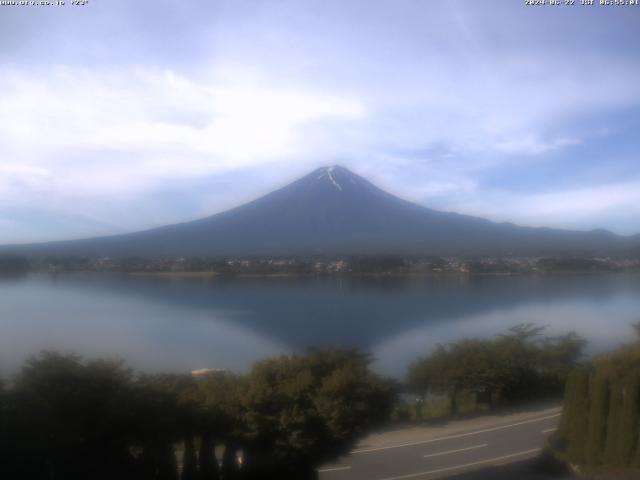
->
<box><xmin>318</xmin><ymin>405</ymin><xmax>563</xmax><ymax>480</ymax></box>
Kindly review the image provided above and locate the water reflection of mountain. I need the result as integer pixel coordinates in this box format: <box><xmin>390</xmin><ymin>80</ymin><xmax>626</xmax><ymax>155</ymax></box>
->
<box><xmin>44</xmin><ymin>273</ymin><xmax>640</xmax><ymax>349</ymax></box>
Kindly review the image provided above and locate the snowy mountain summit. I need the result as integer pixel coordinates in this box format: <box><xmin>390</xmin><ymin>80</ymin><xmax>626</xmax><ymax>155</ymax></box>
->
<box><xmin>312</xmin><ymin>165</ymin><xmax>371</xmax><ymax>192</ymax></box>
<box><xmin>317</xmin><ymin>166</ymin><xmax>344</xmax><ymax>191</ymax></box>
<box><xmin>300</xmin><ymin>166</ymin><xmax>375</xmax><ymax>194</ymax></box>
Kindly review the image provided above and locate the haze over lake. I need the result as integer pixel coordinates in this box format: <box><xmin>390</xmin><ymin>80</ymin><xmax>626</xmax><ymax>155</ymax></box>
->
<box><xmin>2</xmin><ymin>272</ymin><xmax>638</xmax><ymax>378</ymax></box>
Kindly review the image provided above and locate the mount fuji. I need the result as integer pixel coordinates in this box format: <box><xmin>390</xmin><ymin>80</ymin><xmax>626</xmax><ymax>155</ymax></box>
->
<box><xmin>3</xmin><ymin>166</ymin><xmax>638</xmax><ymax>257</ymax></box>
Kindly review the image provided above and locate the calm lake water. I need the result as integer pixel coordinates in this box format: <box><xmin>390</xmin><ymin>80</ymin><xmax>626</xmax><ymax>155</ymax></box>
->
<box><xmin>1</xmin><ymin>273</ymin><xmax>639</xmax><ymax>378</ymax></box>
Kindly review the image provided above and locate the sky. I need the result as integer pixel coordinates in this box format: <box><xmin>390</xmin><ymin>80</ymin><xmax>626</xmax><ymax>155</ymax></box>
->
<box><xmin>1</xmin><ymin>0</ymin><xmax>639</xmax><ymax>243</ymax></box>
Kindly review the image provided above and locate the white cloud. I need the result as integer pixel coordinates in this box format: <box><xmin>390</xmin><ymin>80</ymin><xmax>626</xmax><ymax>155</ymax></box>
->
<box><xmin>0</xmin><ymin>164</ymin><xmax>50</xmax><ymax>177</ymax></box>
<box><xmin>0</xmin><ymin>67</ymin><xmax>365</xmax><ymax>196</ymax></box>
<box><xmin>447</xmin><ymin>181</ymin><xmax>640</xmax><ymax>235</ymax></box>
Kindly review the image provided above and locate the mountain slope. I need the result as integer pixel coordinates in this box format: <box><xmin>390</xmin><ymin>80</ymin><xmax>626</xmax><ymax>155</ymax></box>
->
<box><xmin>3</xmin><ymin>166</ymin><xmax>637</xmax><ymax>257</ymax></box>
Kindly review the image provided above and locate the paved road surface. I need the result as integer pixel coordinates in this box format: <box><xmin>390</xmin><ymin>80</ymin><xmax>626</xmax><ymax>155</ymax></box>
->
<box><xmin>318</xmin><ymin>407</ymin><xmax>563</xmax><ymax>480</ymax></box>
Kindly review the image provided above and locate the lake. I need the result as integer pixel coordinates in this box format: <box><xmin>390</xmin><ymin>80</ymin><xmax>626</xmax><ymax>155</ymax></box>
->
<box><xmin>1</xmin><ymin>273</ymin><xmax>639</xmax><ymax>378</ymax></box>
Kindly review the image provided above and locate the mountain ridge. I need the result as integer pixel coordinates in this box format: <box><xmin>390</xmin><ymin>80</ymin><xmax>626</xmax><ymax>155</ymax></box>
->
<box><xmin>2</xmin><ymin>166</ymin><xmax>638</xmax><ymax>257</ymax></box>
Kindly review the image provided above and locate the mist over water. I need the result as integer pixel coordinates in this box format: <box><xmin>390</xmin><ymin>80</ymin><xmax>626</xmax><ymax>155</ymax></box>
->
<box><xmin>1</xmin><ymin>273</ymin><xmax>639</xmax><ymax>378</ymax></box>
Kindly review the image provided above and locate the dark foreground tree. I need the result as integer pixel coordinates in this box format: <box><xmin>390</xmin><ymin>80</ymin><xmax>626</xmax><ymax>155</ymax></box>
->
<box><xmin>198</xmin><ymin>433</ymin><xmax>220</xmax><ymax>480</ymax></box>
<box><xmin>182</xmin><ymin>437</ymin><xmax>198</xmax><ymax>480</ymax></box>
<box><xmin>0</xmin><ymin>347</ymin><xmax>394</xmax><ymax>480</ymax></box>
<box><xmin>562</xmin><ymin>368</ymin><xmax>590</xmax><ymax>464</ymax></box>
<box><xmin>3</xmin><ymin>352</ymin><xmax>138</xmax><ymax>480</ymax></box>
<box><xmin>241</xmin><ymin>347</ymin><xmax>394</xmax><ymax>477</ymax></box>
<box><xmin>618</xmin><ymin>373</ymin><xmax>640</xmax><ymax>466</ymax></box>
<box><xmin>556</xmin><ymin>324</ymin><xmax>640</xmax><ymax>473</ymax></box>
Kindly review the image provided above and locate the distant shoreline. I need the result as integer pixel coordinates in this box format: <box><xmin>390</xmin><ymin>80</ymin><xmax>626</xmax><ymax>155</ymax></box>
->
<box><xmin>121</xmin><ymin>269</ymin><xmax>640</xmax><ymax>280</ymax></box>
<box><xmin>126</xmin><ymin>271</ymin><xmax>299</xmax><ymax>279</ymax></box>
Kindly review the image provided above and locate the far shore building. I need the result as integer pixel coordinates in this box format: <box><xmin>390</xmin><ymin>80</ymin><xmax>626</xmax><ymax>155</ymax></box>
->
<box><xmin>191</xmin><ymin>368</ymin><xmax>227</xmax><ymax>380</ymax></box>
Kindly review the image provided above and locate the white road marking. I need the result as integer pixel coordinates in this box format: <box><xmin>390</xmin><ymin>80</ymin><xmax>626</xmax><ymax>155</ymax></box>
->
<box><xmin>542</xmin><ymin>428</ymin><xmax>557</xmax><ymax>434</ymax></box>
<box><xmin>318</xmin><ymin>466</ymin><xmax>352</xmax><ymax>473</ymax></box>
<box><xmin>352</xmin><ymin>413</ymin><xmax>560</xmax><ymax>454</ymax></box>
<box><xmin>377</xmin><ymin>448</ymin><xmax>542</xmax><ymax>480</ymax></box>
<box><xmin>423</xmin><ymin>443</ymin><xmax>488</xmax><ymax>459</ymax></box>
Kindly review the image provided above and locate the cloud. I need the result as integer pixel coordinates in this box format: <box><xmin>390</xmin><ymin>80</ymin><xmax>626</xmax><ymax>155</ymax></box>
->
<box><xmin>1</xmin><ymin>0</ymin><xmax>640</xmax><ymax>241</ymax></box>
<box><xmin>445</xmin><ymin>181</ymin><xmax>640</xmax><ymax>235</ymax></box>
<box><xmin>0</xmin><ymin>67</ymin><xmax>365</xmax><ymax>206</ymax></box>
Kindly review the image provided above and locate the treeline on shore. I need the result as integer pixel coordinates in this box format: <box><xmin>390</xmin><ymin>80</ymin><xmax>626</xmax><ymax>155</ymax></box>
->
<box><xmin>2</xmin><ymin>253</ymin><xmax>639</xmax><ymax>276</ymax></box>
<box><xmin>0</xmin><ymin>325</ymin><xmax>586</xmax><ymax>480</ymax></box>
<box><xmin>0</xmin><ymin>254</ymin><xmax>29</xmax><ymax>273</ymax></box>
<box><xmin>553</xmin><ymin>323</ymin><xmax>640</xmax><ymax>476</ymax></box>
<box><xmin>405</xmin><ymin>324</ymin><xmax>586</xmax><ymax>418</ymax></box>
